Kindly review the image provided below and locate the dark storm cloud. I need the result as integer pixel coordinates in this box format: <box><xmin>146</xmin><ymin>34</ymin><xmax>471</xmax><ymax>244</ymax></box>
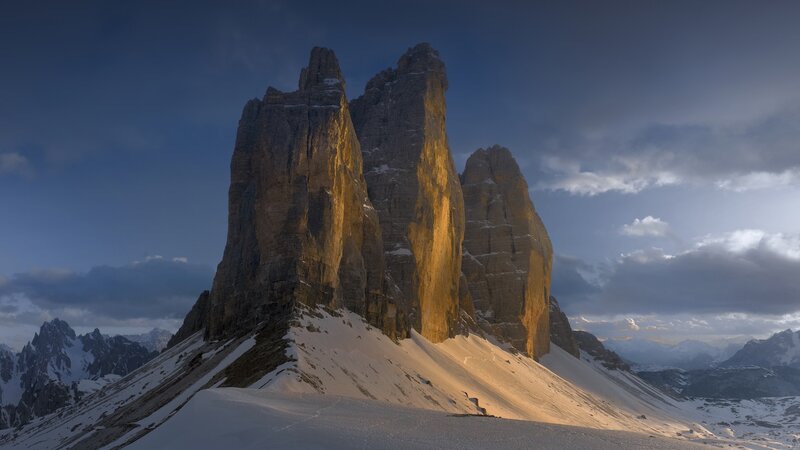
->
<box><xmin>0</xmin><ymin>258</ymin><xmax>213</xmax><ymax>320</ymax></box>
<box><xmin>551</xmin><ymin>255</ymin><xmax>601</xmax><ymax>304</ymax></box>
<box><xmin>554</xmin><ymin>232</ymin><xmax>800</xmax><ymax>316</ymax></box>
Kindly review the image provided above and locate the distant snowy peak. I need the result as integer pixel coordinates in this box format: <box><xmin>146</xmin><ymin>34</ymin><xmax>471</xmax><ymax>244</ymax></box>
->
<box><xmin>721</xmin><ymin>329</ymin><xmax>800</xmax><ymax>369</ymax></box>
<box><xmin>0</xmin><ymin>318</ymin><xmax>156</xmax><ymax>429</ymax></box>
<box><xmin>123</xmin><ymin>328</ymin><xmax>173</xmax><ymax>352</ymax></box>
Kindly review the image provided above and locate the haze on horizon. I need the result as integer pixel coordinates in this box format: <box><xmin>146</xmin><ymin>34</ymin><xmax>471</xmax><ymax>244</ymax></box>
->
<box><xmin>2</xmin><ymin>0</ymin><xmax>800</xmax><ymax>350</ymax></box>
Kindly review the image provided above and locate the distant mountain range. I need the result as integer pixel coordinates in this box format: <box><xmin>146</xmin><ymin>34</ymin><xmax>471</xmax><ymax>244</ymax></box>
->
<box><xmin>605</xmin><ymin>337</ymin><xmax>744</xmax><ymax>371</ymax></box>
<box><xmin>123</xmin><ymin>328</ymin><xmax>173</xmax><ymax>353</ymax></box>
<box><xmin>721</xmin><ymin>329</ymin><xmax>800</xmax><ymax>369</ymax></box>
<box><xmin>632</xmin><ymin>329</ymin><xmax>800</xmax><ymax>399</ymax></box>
<box><xmin>0</xmin><ymin>319</ymin><xmax>169</xmax><ymax>429</ymax></box>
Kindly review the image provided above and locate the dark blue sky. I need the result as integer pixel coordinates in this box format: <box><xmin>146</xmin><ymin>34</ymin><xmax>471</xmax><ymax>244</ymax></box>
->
<box><xmin>2</xmin><ymin>0</ymin><xmax>800</xmax><ymax>348</ymax></box>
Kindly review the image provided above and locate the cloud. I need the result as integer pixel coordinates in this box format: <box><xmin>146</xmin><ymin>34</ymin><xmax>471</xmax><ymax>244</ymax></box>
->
<box><xmin>555</xmin><ymin>230</ymin><xmax>800</xmax><ymax>317</ymax></box>
<box><xmin>620</xmin><ymin>216</ymin><xmax>671</xmax><ymax>238</ymax></box>
<box><xmin>535</xmin><ymin>104</ymin><xmax>800</xmax><ymax>195</ymax></box>
<box><xmin>715</xmin><ymin>169</ymin><xmax>800</xmax><ymax>192</ymax></box>
<box><xmin>539</xmin><ymin>156</ymin><xmax>680</xmax><ymax>196</ymax></box>
<box><xmin>0</xmin><ymin>258</ymin><xmax>213</xmax><ymax>321</ymax></box>
<box><xmin>551</xmin><ymin>255</ymin><xmax>602</xmax><ymax>303</ymax></box>
<box><xmin>570</xmin><ymin>312</ymin><xmax>800</xmax><ymax>344</ymax></box>
<box><xmin>0</xmin><ymin>152</ymin><xmax>30</xmax><ymax>176</ymax></box>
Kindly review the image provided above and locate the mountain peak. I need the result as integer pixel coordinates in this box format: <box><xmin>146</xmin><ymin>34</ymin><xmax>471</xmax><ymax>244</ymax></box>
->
<box><xmin>298</xmin><ymin>47</ymin><xmax>344</xmax><ymax>91</ymax></box>
<box><xmin>396</xmin><ymin>42</ymin><xmax>446</xmax><ymax>88</ymax></box>
<box><xmin>721</xmin><ymin>327</ymin><xmax>800</xmax><ymax>369</ymax></box>
<box><xmin>461</xmin><ymin>146</ymin><xmax>552</xmax><ymax>357</ymax></box>
<box><xmin>34</xmin><ymin>318</ymin><xmax>76</xmax><ymax>345</ymax></box>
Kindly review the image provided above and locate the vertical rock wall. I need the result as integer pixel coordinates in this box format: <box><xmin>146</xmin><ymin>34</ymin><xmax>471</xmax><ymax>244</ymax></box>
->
<box><xmin>461</xmin><ymin>146</ymin><xmax>553</xmax><ymax>358</ymax></box>
<box><xmin>173</xmin><ymin>48</ymin><xmax>389</xmax><ymax>342</ymax></box>
<box><xmin>350</xmin><ymin>44</ymin><xmax>465</xmax><ymax>342</ymax></box>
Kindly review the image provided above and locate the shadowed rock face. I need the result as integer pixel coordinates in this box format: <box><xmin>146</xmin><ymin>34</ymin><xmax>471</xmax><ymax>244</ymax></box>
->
<box><xmin>460</xmin><ymin>146</ymin><xmax>552</xmax><ymax>358</ymax></box>
<box><xmin>173</xmin><ymin>47</ymin><xmax>389</xmax><ymax>343</ymax></box>
<box><xmin>549</xmin><ymin>297</ymin><xmax>579</xmax><ymax>358</ymax></box>
<box><xmin>574</xmin><ymin>331</ymin><xmax>631</xmax><ymax>372</ymax></box>
<box><xmin>350</xmin><ymin>43</ymin><xmax>465</xmax><ymax>343</ymax></box>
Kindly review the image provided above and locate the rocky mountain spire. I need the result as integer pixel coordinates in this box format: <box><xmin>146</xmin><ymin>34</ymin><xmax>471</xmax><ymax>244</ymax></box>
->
<box><xmin>350</xmin><ymin>43</ymin><xmax>465</xmax><ymax>343</ymax></box>
<box><xmin>460</xmin><ymin>145</ymin><xmax>552</xmax><ymax>358</ymax></box>
<box><xmin>172</xmin><ymin>47</ymin><xmax>390</xmax><ymax>343</ymax></box>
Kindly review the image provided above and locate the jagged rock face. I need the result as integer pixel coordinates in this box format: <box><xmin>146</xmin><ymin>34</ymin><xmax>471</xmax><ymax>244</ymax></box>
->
<box><xmin>574</xmin><ymin>331</ymin><xmax>631</xmax><ymax>372</ymax></box>
<box><xmin>81</xmin><ymin>330</ymin><xmax>155</xmax><ymax>376</ymax></box>
<box><xmin>176</xmin><ymin>48</ymin><xmax>389</xmax><ymax>342</ymax></box>
<box><xmin>350</xmin><ymin>43</ymin><xmax>465</xmax><ymax>343</ymax></box>
<box><xmin>549</xmin><ymin>297</ymin><xmax>579</xmax><ymax>358</ymax></box>
<box><xmin>460</xmin><ymin>146</ymin><xmax>552</xmax><ymax>358</ymax></box>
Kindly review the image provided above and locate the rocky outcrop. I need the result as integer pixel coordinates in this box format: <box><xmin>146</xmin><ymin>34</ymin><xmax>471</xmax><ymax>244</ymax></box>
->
<box><xmin>175</xmin><ymin>48</ymin><xmax>392</xmax><ymax>343</ymax></box>
<box><xmin>170</xmin><ymin>290</ymin><xmax>210</xmax><ymax>346</ymax></box>
<box><xmin>350</xmin><ymin>43</ymin><xmax>465</xmax><ymax>343</ymax></box>
<box><xmin>549</xmin><ymin>297</ymin><xmax>579</xmax><ymax>358</ymax></box>
<box><xmin>460</xmin><ymin>146</ymin><xmax>552</xmax><ymax>358</ymax></box>
<box><xmin>574</xmin><ymin>331</ymin><xmax>631</xmax><ymax>371</ymax></box>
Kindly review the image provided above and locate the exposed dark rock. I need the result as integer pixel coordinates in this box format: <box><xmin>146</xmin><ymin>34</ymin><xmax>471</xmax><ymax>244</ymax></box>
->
<box><xmin>574</xmin><ymin>330</ymin><xmax>631</xmax><ymax>371</ymax></box>
<box><xmin>80</xmin><ymin>330</ymin><xmax>154</xmax><ymax>376</ymax></box>
<box><xmin>549</xmin><ymin>297</ymin><xmax>579</xmax><ymax>358</ymax></box>
<box><xmin>170</xmin><ymin>290</ymin><xmax>210</xmax><ymax>347</ymax></box>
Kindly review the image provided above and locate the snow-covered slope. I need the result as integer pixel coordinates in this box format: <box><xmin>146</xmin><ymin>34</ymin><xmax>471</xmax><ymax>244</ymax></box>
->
<box><xmin>256</xmin><ymin>308</ymin><xmax>703</xmax><ymax>437</ymax></box>
<box><xmin>5</xmin><ymin>307</ymin><xmax>786</xmax><ymax>449</ymax></box>
<box><xmin>0</xmin><ymin>330</ymin><xmax>258</xmax><ymax>449</ymax></box>
<box><xmin>128</xmin><ymin>390</ymin><xmax>713</xmax><ymax>450</ymax></box>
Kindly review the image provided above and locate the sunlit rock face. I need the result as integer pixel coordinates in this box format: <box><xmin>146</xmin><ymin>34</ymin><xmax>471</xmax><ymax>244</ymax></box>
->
<box><xmin>173</xmin><ymin>47</ymin><xmax>389</xmax><ymax>343</ymax></box>
<box><xmin>350</xmin><ymin>43</ymin><xmax>466</xmax><ymax>343</ymax></box>
<box><xmin>461</xmin><ymin>146</ymin><xmax>553</xmax><ymax>358</ymax></box>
